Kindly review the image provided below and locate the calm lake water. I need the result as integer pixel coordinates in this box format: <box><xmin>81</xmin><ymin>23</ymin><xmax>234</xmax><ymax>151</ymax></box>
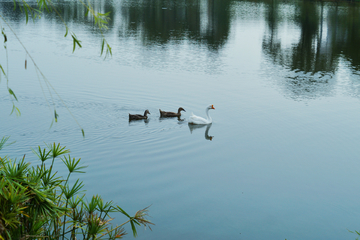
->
<box><xmin>1</xmin><ymin>0</ymin><xmax>360</xmax><ymax>239</ymax></box>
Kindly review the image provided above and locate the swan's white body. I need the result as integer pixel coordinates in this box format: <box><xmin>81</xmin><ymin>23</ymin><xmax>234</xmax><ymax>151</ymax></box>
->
<box><xmin>188</xmin><ymin>105</ymin><xmax>215</xmax><ymax>125</ymax></box>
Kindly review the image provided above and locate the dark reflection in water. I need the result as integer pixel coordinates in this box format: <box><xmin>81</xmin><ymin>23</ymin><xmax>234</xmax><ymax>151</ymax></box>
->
<box><xmin>262</xmin><ymin>0</ymin><xmax>360</xmax><ymax>73</ymax></box>
<box><xmin>2</xmin><ymin>0</ymin><xmax>360</xmax><ymax>99</ymax></box>
<box><xmin>177</xmin><ymin>117</ymin><xmax>185</xmax><ymax>122</ymax></box>
<box><xmin>0</xmin><ymin>0</ymin><xmax>231</xmax><ymax>51</ymax></box>
<box><xmin>3</xmin><ymin>0</ymin><xmax>360</xmax><ymax>65</ymax></box>
<box><xmin>119</xmin><ymin>0</ymin><xmax>231</xmax><ymax>51</ymax></box>
<box><xmin>129</xmin><ymin>118</ymin><xmax>150</xmax><ymax>125</ymax></box>
<box><xmin>159</xmin><ymin>116</ymin><xmax>185</xmax><ymax>122</ymax></box>
<box><xmin>188</xmin><ymin>123</ymin><xmax>213</xmax><ymax>141</ymax></box>
<box><xmin>262</xmin><ymin>0</ymin><xmax>360</xmax><ymax>99</ymax></box>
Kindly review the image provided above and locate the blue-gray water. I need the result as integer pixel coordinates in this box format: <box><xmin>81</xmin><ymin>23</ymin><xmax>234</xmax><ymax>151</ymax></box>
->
<box><xmin>1</xmin><ymin>0</ymin><xmax>360</xmax><ymax>239</ymax></box>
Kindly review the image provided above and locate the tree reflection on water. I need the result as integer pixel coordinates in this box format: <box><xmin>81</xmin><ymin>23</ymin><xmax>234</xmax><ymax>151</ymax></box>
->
<box><xmin>2</xmin><ymin>0</ymin><xmax>360</xmax><ymax>99</ymax></box>
<box><xmin>261</xmin><ymin>0</ymin><xmax>360</xmax><ymax>99</ymax></box>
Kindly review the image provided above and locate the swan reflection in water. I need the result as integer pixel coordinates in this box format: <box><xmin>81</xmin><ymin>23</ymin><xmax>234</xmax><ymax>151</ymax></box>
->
<box><xmin>188</xmin><ymin>123</ymin><xmax>214</xmax><ymax>141</ymax></box>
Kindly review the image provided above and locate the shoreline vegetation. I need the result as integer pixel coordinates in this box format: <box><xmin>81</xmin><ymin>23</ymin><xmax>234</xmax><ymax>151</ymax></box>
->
<box><xmin>0</xmin><ymin>138</ymin><xmax>153</xmax><ymax>240</ymax></box>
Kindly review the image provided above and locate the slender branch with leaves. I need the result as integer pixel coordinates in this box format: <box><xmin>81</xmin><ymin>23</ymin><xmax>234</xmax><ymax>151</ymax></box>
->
<box><xmin>0</xmin><ymin>0</ymin><xmax>114</xmax><ymax>136</ymax></box>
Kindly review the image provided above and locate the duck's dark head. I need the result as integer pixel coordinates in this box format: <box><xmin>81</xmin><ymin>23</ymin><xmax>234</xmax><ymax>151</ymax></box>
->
<box><xmin>144</xmin><ymin>109</ymin><xmax>150</xmax><ymax>116</ymax></box>
<box><xmin>178</xmin><ymin>107</ymin><xmax>186</xmax><ymax>113</ymax></box>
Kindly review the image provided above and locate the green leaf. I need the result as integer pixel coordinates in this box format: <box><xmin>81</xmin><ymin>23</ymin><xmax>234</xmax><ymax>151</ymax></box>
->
<box><xmin>64</xmin><ymin>26</ymin><xmax>68</xmax><ymax>37</ymax></box>
<box><xmin>71</xmin><ymin>34</ymin><xmax>82</xmax><ymax>53</ymax></box>
<box><xmin>115</xmin><ymin>206</ymin><xmax>131</xmax><ymax>218</ymax></box>
<box><xmin>15</xmin><ymin>107</ymin><xmax>21</xmax><ymax>116</ymax></box>
<box><xmin>54</xmin><ymin>110</ymin><xmax>59</xmax><ymax>122</ymax></box>
<box><xmin>107</xmin><ymin>43</ymin><xmax>112</xmax><ymax>56</ymax></box>
<box><xmin>8</xmin><ymin>88</ymin><xmax>18</xmax><ymax>101</ymax></box>
<box><xmin>46</xmin><ymin>142</ymin><xmax>70</xmax><ymax>159</ymax></box>
<box><xmin>76</xmin><ymin>39</ymin><xmax>82</xmax><ymax>48</ymax></box>
<box><xmin>130</xmin><ymin>220</ymin><xmax>137</xmax><ymax>237</ymax></box>
<box><xmin>31</xmin><ymin>146</ymin><xmax>51</xmax><ymax>163</ymax></box>
<box><xmin>61</xmin><ymin>155</ymin><xmax>87</xmax><ymax>174</ymax></box>
<box><xmin>61</xmin><ymin>179</ymin><xmax>84</xmax><ymax>199</ymax></box>
<box><xmin>99</xmin><ymin>18</ymin><xmax>107</xmax><ymax>24</ymax></box>
<box><xmin>10</xmin><ymin>104</ymin><xmax>15</xmax><ymax>115</ymax></box>
<box><xmin>2</xmin><ymin>28</ymin><xmax>7</xmax><ymax>43</ymax></box>
<box><xmin>0</xmin><ymin>136</ymin><xmax>15</xmax><ymax>151</ymax></box>
<box><xmin>82</xmin><ymin>195</ymin><xmax>101</xmax><ymax>214</ymax></box>
<box><xmin>101</xmin><ymin>39</ymin><xmax>105</xmax><ymax>56</ymax></box>
<box><xmin>24</xmin><ymin>5</ymin><xmax>29</xmax><ymax>24</ymax></box>
<box><xmin>0</xmin><ymin>64</ymin><xmax>6</xmax><ymax>76</ymax></box>
<box><xmin>81</xmin><ymin>128</ymin><xmax>85</xmax><ymax>138</ymax></box>
<box><xmin>72</xmin><ymin>36</ymin><xmax>76</xmax><ymax>53</ymax></box>
<box><xmin>68</xmin><ymin>195</ymin><xmax>84</xmax><ymax>209</ymax></box>
<box><xmin>38</xmin><ymin>0</ymin><xmax>50</xmax><ymax>12</ymax></box>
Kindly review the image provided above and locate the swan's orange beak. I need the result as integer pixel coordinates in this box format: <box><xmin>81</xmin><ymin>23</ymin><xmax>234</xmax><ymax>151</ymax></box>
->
<box><xmin>211</xmin><ymin>105</ymin><xmax>215</xmax><ymax>109</ymax></box>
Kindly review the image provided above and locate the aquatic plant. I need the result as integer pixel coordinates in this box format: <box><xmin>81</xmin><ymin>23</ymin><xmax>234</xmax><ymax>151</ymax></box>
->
<box><xmin>0</xmin><ymin>140</ymin><xmax>153</xmax><ymax>240</ymax></box>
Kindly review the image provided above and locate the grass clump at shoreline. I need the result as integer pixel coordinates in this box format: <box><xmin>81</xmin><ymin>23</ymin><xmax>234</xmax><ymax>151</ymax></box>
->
<box><xmin>0</xmin><ymin>138</ymin><xmax>153</xmax><ymax>240</ymax></box>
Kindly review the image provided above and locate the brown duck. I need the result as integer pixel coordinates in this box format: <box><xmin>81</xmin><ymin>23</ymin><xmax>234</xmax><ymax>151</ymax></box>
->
<box><xmin>159</xmin><ymin>107</ymin><xmax>186</xmax><ymax>117</ymax></box>
<box><xmin>129</xmin><ymin>110</ymin><xmax>150</xmax><ymax>120</ymax></box>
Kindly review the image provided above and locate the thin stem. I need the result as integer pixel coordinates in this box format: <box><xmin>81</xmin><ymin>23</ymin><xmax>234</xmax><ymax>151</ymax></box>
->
<box><xmin>49</xmin><ymin>156</ymin><xmax>55</xmax><ymax>176</ymax></box>
<box><xmin>62</xmin><ymin>198</ymin><xmax>69</xmax><ymax>240</ymax></box>
<box><xmin>52</xmin><ymin>228</ymin><xmax>73</xmax><ymax>239</ymax></box>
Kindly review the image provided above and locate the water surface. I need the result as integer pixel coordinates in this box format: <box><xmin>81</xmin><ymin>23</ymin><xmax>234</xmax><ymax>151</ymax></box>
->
<box><xmin>1</xmin><ymin>0</ymin><xmax>360</xmax><ymax>239</ymax></box>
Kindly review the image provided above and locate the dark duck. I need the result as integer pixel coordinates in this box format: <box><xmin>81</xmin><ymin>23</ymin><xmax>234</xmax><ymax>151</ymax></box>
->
<box><xmin>159</xmin><ymin>107</ymin><xmax>186</xmax><ymax>117</ymax></box>
<box><xmin>129</xmin><ymin>110</ymin><xmax>150</xmax><ymax>120</ymax></box>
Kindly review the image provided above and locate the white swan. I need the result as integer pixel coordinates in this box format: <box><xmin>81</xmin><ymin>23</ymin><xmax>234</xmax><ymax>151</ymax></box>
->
<box><xmin>188</xmin><ymin>105</ymin><xmax>215</xmax><ymax>125</ymax></box>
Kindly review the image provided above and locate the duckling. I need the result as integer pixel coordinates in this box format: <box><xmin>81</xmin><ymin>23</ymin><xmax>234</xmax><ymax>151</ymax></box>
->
<box><xmin>129</xmin><ymin>110</ymin><xmax>150</xmax><ymax>120</ymax></box>
<box><xmin>159</xmin><ymin>107</ymin><xmax>186</xmax><ymax>117</ymax></box>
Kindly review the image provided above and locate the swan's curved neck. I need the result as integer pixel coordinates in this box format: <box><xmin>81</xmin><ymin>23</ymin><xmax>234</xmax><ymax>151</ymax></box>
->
<box><xmin>205</xmin><ymin>108</ymin><xmax>212</xmax><ymax>121</ymax></box>
<box><xmin>205</xmin><ymin>124</ymin><xmax>213</xmax><ymax>140</ymax></box>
